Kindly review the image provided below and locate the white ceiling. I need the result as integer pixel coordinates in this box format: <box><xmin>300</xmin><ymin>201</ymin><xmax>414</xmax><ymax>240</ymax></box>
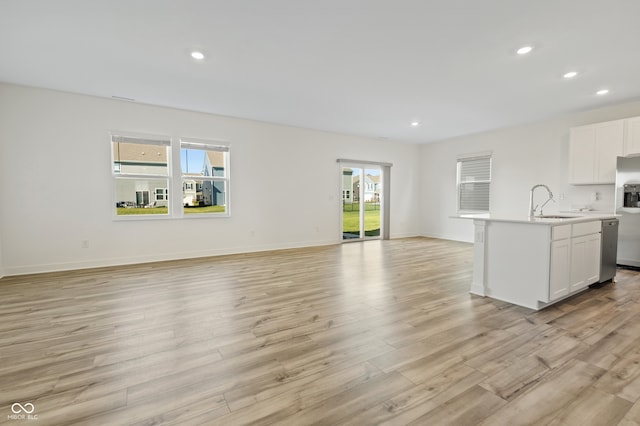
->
<box><xmin>1</xmin><ymin>0</ymin><xmax>640</xmax><ymax>144</ymax></box>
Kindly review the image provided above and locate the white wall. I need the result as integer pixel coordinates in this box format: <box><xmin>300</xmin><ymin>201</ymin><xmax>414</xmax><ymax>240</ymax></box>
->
<box><xmin>0</xmin><ymin>83</ymin><xmax>421</xmax><ymax>275</ymax></box>
<box><xmin>0</xmin><ymin>129</ymin><xmax>4</xmax><ymax>278</ymax></box>
<box><xmin>4</xmin><ymin>82</ymin><xmax>638</xmax><ymax>276</ymax></box>
<box><xmin>0</xmin><ymin>229</ymin><xmax>4</xmax><ymax>278</ymax></box>
<box><xmin>421</xmin><ymin>99</ymin><xmax>640</xmax><ymax>242</ymax></box>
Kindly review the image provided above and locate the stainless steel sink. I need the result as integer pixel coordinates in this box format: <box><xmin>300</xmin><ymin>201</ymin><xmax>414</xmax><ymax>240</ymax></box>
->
<box><xmin>535</xmin><ymin>215</ymin><xmax>578</xmax><ymax>219</ymax></box>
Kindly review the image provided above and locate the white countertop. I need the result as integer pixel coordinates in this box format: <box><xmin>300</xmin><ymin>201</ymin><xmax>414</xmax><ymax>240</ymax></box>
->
<box><xmin>452</xmin><ymin>213</ymin><xmax>618</xmax><ymax>225</ymax></box>
<box><xmin>559</xmin><ymin>209</ymin><xmax>617</xmax><ymax>215</ymax></box>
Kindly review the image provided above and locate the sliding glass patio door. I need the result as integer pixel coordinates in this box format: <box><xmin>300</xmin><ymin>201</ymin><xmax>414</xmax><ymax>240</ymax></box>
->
<box><xmin>341</xmin><ymin>164</ymin><xmax>383</xmax><ymax>241</ymax></box>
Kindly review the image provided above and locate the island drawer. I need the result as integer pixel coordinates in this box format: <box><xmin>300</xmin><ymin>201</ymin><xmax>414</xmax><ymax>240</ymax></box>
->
<box><xmin>551</xmin><ymin>225</ymin><xmax>571</xmax><ymax>240</ymax></box>
<box><xmin>572</xmin><ymin>220</ymin><xmax>601</xmax><ymax>237</ymax></box>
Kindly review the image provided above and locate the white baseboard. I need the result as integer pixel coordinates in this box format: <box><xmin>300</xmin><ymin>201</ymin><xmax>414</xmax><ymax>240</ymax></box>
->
<box><xmin>2</xmin><ymin>235</ymin><xmax>455</xmax><ymax>278</ymax></box>
<box><xmin>390</xmin><ymin>232</ymin><xmax>421</xmax><ymax>239</ymax></box>
<box><xmin>419</xmin><ymin>232</ymin><xmax>473</xmax><ymax>243</ymax></box>
<box><xmin>2</xmin><ymin>238</ymin><xmax>339</xmax><ymax>277</ymax></box>
<box><xmin>469</xmin><ymin>283</ymin><xmax>486</xmax><ymax>296</ymax></box>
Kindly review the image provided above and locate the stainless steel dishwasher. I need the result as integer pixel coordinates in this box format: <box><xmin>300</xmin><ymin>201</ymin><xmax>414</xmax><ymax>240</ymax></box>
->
<box><xmin>599</xmin><ymin>218</ymin><xmax>619</xmax><ymax>283</ymax></box>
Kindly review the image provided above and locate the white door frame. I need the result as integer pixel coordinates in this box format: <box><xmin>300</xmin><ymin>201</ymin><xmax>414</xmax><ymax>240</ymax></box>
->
<box><xmin>337</xmin><ymin>159</ymin><xmax>391</xmax><ymax>242</ymax></box>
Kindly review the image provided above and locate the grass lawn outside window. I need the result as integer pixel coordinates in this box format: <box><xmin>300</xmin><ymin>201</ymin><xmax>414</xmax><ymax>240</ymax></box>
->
<box><xmin>343</xmin><ymin>203</ymin><xmax>381</xmax><ymax>236</ymax></box>
<box><xmin>117</xmin><ymin>205</ymin><xmax>226</xmax><ymax>215</ymax></box>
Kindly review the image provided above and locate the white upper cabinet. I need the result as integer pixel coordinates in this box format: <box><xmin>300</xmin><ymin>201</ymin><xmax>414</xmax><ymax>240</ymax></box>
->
<box><xmin>595</xmin><ymin>120</ymin><xmax>625</xmax><ymax>183</ymax></box>
<box><xmin>569</xmin><ymin>119</ymin><xmax>624</xmax><ymax>184</ymax></box>
<box><xmin>624</xmin><ymin>116</ymin><xmax>640</xmax><ymax>156</ymax></box>
<box><xmin>569</xmin><ymin>125</ymin><xmax>596</xmax><ymax>184</ymax></box>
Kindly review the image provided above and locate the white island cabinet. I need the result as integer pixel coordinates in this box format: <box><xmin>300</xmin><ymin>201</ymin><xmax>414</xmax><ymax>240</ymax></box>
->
<box><xmin>462</xmin><ymin>215</ymin><xmax>609</xmax><ymax>310</ymax></box>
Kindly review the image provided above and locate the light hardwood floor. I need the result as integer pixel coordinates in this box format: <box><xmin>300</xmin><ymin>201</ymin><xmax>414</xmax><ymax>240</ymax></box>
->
<box><xmin>1</xmin><ymin>237</ymin><xmax>640</xmax><ymax>425</ymax></box>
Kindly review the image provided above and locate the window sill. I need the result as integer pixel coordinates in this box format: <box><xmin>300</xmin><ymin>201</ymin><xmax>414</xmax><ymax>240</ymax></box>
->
<box><xmin>113</xmin><ymin>213</ymin><xmax>231</xmax><ymax>221</ymax></box>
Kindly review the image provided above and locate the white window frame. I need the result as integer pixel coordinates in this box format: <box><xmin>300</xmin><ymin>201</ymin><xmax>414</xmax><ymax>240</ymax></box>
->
<box><xmin>337</xmin><ymin>159</ymin><xmax>392</xmax><ymax>241</ymax></box>
<box><xmin>179</xmin><ymin>138</ymin><xmax>231</xmax><ymax>218</ymax></box>
<box><xmin>111</xmin><ymin>132</ymin><xmax>171</xmax><ymax>219</ymax></box>
<box><xmin>457</xmin><ymin>152</ymin><xmax>492</xmax><ymax>213</ymax></box>
<box><xmin>110</xmin><ymin>132</ymin><xmax>231</xmax><ymax>220</ymax></box>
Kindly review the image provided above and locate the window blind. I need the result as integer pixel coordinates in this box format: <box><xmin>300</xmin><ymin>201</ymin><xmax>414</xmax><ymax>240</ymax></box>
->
<box><xmin>458</xmin><ymin>155</ymin><xmax>491</xmax><ymax>211</ymax></box>
<box><xmin>111</xmin><ymin>135</ymin><xmax>170</xmax><ymax>146</ymax></box>
<box><xmin>180</xmin><ymin>141</ymin><xmax>229</xmax><ymax>152</ymax></box>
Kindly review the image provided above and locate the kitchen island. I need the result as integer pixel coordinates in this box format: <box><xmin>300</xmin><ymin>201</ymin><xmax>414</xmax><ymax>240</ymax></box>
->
<box><xmin>457</xmin><ymin>214</ymin><xmax>617</xmax><ymax>310</ymax></box>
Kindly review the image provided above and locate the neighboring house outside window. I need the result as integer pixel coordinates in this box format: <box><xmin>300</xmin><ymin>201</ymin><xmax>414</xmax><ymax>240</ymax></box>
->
<box><xmin>342</xmin><ymin>168</ymin><xmax>354</xmax><ymax>204</ymax></box>
<box><xmin>201</xmin><ymin>150</ymin><xmax>227</xmax><ymax>208</ymax></box>
<box><xmin>112</xmin><ymin>134</ymin><xmax>170</xmax><ymax>216</ymax></box>
<box><xmin>111</xmin><ymin>133</ymin><xmax>230</xmax><ymax>218</ymax></box>
<box><xmin>353</xmin><ymin>174</ymin><xmax>381</xmax><ymax>203</ymax></box>
<box><xmin>182</xmin><ymin>178</ymin><xmax>201</xmax><ymax>207</ymax></box>
<box><xmin>155</xmin><ymin>188</ymin><xmax>168</xmax><ymax>201</ymax></box>
<box><xmin>181</xmin><ymin>139</ymin><xmax>229</xmax><ymax>215</ymax></box>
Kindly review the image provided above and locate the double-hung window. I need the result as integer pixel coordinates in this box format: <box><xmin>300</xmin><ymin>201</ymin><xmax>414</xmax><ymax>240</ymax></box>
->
<box><xmin>180</xmin><ymin>139</ymin><xmax>230</xmax><ymax>215</ymax></box>
<box><xmin>112</xmin><ymin>134</ymin><xmax>171</xmax><ymax>216</ymax></box>
<box><xmin>111</xmin><ymin>133</ymin><xmax>230</xmax><ymax>218</ymax></box>
<box><xmin>457</xmin><ymin>152</ymin><xmax>492</xmax><ymax>212</ymax></box>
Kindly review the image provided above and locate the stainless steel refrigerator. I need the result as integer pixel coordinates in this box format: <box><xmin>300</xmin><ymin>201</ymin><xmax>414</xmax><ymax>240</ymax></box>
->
<box><xmin>615</xmin><ymin>156</ymin><xmax>640</xmax><ymax>267</ymax></box>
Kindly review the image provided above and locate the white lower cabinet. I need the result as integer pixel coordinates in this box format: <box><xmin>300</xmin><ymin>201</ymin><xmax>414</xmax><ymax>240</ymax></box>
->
<box><xmin>472</xmin><ymin>218</ymin><xmax>604</xmax><ymax>310</ymax></box>
<box><xmin>549</xmin><ymin>222</ymin><xmax>601</xmax><ymax>301</ymax></box>
<box><xmin>549</xmin><ymin>239</ymin><xmax>570</xmax><ymax>301</ymax></box>
<box><xmin>586</xmin><ymin>233</ymin><xmax>602</xmax><ymax>283</ymax></box>
<box><xmin>584</xmin><ymin>233</ymin><xmax>602</xmax><ymax>284</ymax></box>
<box><xmin>569</xmin><ymin>235</ymin><xmax>588</xmax><ymax>292</ymax></box>
<box><xmin>569</xmin><ymin>233</ymin><xmax>601</xmax><ymax>292</ymax></box>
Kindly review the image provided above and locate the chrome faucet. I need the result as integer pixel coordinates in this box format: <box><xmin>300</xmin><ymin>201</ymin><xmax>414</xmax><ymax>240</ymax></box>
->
<box><xmin>529</xmin><ymin>184</ymin><xmax>554</xmax><ymax>217</ymax></box>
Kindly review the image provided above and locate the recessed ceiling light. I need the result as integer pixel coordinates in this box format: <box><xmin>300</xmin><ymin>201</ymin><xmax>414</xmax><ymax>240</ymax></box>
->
<box><xmin>410</xmin><ymin>121</ymin><xmax>420</xmax><ymax>127</ymax></box>
<box><xmin>563</xmin><ymin>71</ymin><xmax>578</xmax><ymax>79</ymax></box>
<box><xmin>596</xmin><ymin>89</ymin><xmax>609</xmax><ymax>95</ymax></box>
<box><xmin>516</xmin><ymin>46</ymin><xmax>533</xmax><ymax>55</ymax></box>
<box><xmin>191</xmin><ymin>51</ymin><xmax>205</xmax><ymax>60</ymax></box>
